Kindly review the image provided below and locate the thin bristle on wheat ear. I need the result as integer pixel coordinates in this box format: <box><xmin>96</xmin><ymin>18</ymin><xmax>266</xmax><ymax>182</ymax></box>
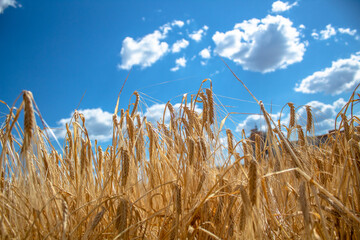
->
<box><xmin>22</xmin><ymin>91</ymin><xmax>35</xmax><ymax>153</ymax></box>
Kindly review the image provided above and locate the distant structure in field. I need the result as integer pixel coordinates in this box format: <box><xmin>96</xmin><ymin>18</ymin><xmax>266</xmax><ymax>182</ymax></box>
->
<box><xmin>247</xmin><ymin>124</ymin><xmax>350</xmax><ymax>148</ymax></box>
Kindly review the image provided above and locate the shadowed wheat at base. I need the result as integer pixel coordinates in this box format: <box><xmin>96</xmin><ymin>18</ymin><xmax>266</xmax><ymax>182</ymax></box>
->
<box><xmin>0</xmin><ymin>76</ymin><xmax>360</xmax><ymax>239</ymax></box>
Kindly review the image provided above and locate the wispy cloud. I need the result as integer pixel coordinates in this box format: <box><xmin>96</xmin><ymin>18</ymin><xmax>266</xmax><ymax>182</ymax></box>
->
<box><xmin>0</xmin><ymin>0</ymin><xmax>19</xmax><ymax>14</ymax></box>
<box><xmin>189</xmin><ymin>25</ymin><xmax>209</xmax><ymax>42</ymax></box>
<box><xmin>213</xmin><ymin>15</ymin><xmax>305</xmax><ymax>73</ymax></box>
<box><xmin>311</xmin><ymin>32</ymin><xmax>320</xmax><ymax>40</ymax></box>
<box><xmin>319</xmin><ymin>24</ymin><xmax>336</xmax><ymax>40</ymax></box>
<box><xmin>295</xmin><ymin>53</ymin><xmax>360</xmax><ymax>95</ymax></box>
<box><xmin>338</xmin><ymin>27</ymin><xmax>357</xmax><ymax>36</ymax></box>
<box><xmin>312</xmin><ymin>24</ymin><xmax>358</xmax><ymax>40</ymax></box>
<box><xmin>170</xmin><ymin>57</ymin><xmax>187</xmax><ymax>72</ymax></box>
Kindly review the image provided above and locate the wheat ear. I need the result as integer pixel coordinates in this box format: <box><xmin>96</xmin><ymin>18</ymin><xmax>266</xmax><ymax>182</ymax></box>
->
<box><xmin>22</xmin><ymin>91</ymin><xmax>35</xmax><ymax>154</ymax></box>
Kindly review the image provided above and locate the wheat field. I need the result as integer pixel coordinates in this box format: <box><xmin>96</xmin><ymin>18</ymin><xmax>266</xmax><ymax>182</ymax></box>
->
<box><xmin>0</xmin><ymin>79</ymin><xmax>360</xmax><ymax>239</ymax></box>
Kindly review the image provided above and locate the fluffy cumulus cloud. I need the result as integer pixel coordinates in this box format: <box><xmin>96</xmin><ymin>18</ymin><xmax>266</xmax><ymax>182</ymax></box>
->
<box><xmin>236</xmin><ymin>98</ymin><xmax>346</xmax><ymax>136</ymax></box>
<box><xmin>235</xmin><ymin>113</ymin><xmax>280</xmax><ymax>134</ymax></box>
<box><xmin>170</xmin><ymin>57</ymin><xmax>187</xmax><ymax>71</ymax></box>
<box><xmin>171</xmin><ymin>39</ymin><xmax>189</xmax><ymax>53</ymax></box>
<box><xmin>118</xmin><ymin>29</ymin><xmax>169</xmax><ymax>70</ymax></box>
<box><xmin>199</xmin><ymin>47</ymin><xmax>211</xmax><ymax>59</ymax></box>
<box><xmin>53</xmin><ymin>108</ymin><xmax>114</xmax><ymax>142</ymax></box>
<box><xmin>271</xmin><ymin>1</ymin><xmax>298</xmax><ymax>13</ymax></box>
<box><xmin>189</xmin><ymin>25</ymin><xmax>209</xmax><ymax>42</ymax></box>
<box><xmin>213</xmin><ymin>15</ymin><xmax>305</xmax><ymax>73</ymax></box>
<box><xmin>296</xmin><ymin>98</ymin><xmax>346</xmax><ymax>134</ymax></box>
<box><xmin>295</xmin><ymin>53</ymin><xmax>360</xmax><ymax>95</ymax></box>
<box><xmin>118</xmin><ymin>19</ymin><xmax>190</xmax><ymax>70</ymax></box>
<box><xmin>0</xmin><ymin>0</ymin><xmax>18</xmax><ymax>14</ymax></box>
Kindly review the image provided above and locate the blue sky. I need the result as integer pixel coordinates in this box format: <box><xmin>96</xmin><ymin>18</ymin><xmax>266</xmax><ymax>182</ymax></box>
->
<box><xmin>1</xmin><ymin>0</ymin><xmax>360</xmax><ymax>144</ymax></box>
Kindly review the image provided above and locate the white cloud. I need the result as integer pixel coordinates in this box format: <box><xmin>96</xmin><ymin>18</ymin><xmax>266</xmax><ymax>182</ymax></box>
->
<box><xmin>312</xmin><ymin>25</ymin><xmax>358</xmax><ymax>41</ymax></box>
<box><xmin>295</xmin><ymin>53</ymin><xmax>360</xmax><ymax>95</ymax></box>
<box><xmin>53</xmin><ymin>108</ymin><xmax>113</xmax><ymax>142</ymax></box>
<box><xmin>219</xmin><ymin>136</ymin><xmax>242</xmax><ymax>153</ymax></box>
<box><xmin>160</xmin><ymin>23</ymin><xmax>172</xmax><ymax>36</ymax></box>
<box><xmin>236</xmin><ymin>98</ymin><xmax>346</xmax><ymax>135</ymax></box>
<box><xmin>199</xmin><ymin>47</ymin><xmax>211</xmax><ymax>59</ymax></box>
<box><xmin>189</xmin><ymin>25</ymin><xmax>209</xmax><ymax>42</ymax></box>
<box><xmin>338</xmin><ymin>27</ymin><xmax>357</xmax><ymax>36</ymax></box>
<box><xmin>144</xmin><ymin>103</ymin><xmax>172</xmax><ymax>124</ymax></box>
<box><xmin>171</xmin><ymin>20</ymin><xmax>185</xmax><ymax>28</ymax></box>
<box><xmin>299</xmin><ymin>24</ymin><xmax>305</xmax><ymax>29</ymax></box>
<box><xmin>271</xmin><ymin>1</ymin><xmax>298</xmax><ymax>13</ymax></box>
<box><xmin>236</xmin><ymin>113</ymin><xmax>280</xmax><ymax>134</ymax></box>
<box><xmin>170</xmin><ymin>57</ymin><xmax>187</xmax><ymax>71</ymax></box>
<box><xmin>296</xmin><ymin>99</ymin><xmax>346</xmax><ymax>134</ymax></box>
<box><xmin>319</xmin><ymin>24</ymin><xmax>336</xmax><ymax>40</ymax></box>
<box><xmin>171</xmin><ymin>39</ymin><xmax>189</xmax><ymax>53</ymax></box>
<box><xmin>118</xmin><ymin>20</ymin><xmax>193</xmax><ymax>69</ymax></box>
<box><xmin>210</xmin><ymin>70</ymin><xmax>220</xmax><ymax>77</ymax></box>
<box><xmin>144</xmin><ymin>103</ymin><xmax>201</xmax><ymax>124</ymax></box>
<box><xmin>213</xmin><ymin>15</ymin><xmax>305</xmax><ymax>73</ymax></box>
<box><xmin>333</xmin><ymin>98</ymin><xmax>347</xmax><ymax>109</ymax></box>
<box><xmin>0</xmin><ymin>0</ymin><xmax>18</xmax><ymax>14</ymax></box>
<box><xmin>311</xmin><ymin>32</ymin><xmax>319</xmax><ymax>40</ymax></box>
<box><xmin>118</xmin><ymin>29</ymin><xmax>169</xmax><ymax>70</ymax></box>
